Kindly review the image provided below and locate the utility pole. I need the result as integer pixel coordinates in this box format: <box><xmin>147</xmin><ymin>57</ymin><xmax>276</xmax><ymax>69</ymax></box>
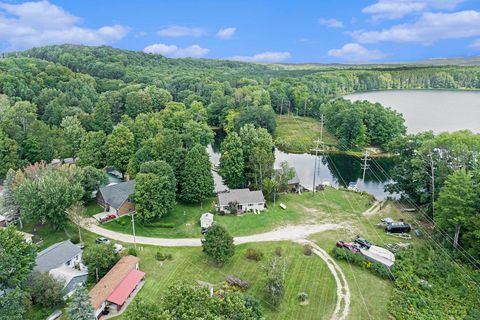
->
<box><xmin>131</xmin><ymin>213</ymin><xmax>137</xmax><ymax>250</ymax></box>
<box><xmin>429</xmin><ymin>153</ymin><xmax>436</xmax><ymax>218</ymax></box>
<box><xmin>311</xmin><ymin>115</ymin><xmax>325</xmax><ymax>193</ymax></box>
<box><xmin>361</xmin><ymin>150</ymin><xmax>370</xmax><ymax>180</ymax></box>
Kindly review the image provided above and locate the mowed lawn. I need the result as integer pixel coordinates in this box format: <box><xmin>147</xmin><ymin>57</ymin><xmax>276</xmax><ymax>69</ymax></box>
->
<box><xmin>101</xmin><ymin>188</ymin><xmax>374</xmax><ymax>238</ymax></box>
<box><xmin>118</xmin><ymin>242</ymin><xmax>338</xmax><ymax>320</ymax></box>
<box><xmin>275</xmin><ymin>115</ymin><xmax>337</xmax><ymax>153</ymax></box>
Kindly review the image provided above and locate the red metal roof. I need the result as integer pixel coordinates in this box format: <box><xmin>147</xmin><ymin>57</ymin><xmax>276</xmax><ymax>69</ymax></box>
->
<box><xmin>107</xmin><ymin>269</ymin><xmax>145</xmax><ymax>306</ymax></box>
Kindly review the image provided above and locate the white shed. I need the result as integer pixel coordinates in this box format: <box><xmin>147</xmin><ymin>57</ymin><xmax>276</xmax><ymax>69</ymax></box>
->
<box><xmin>200</xmin><ymin>213</ymin><xmax>214</xmax><ymax>229</ymax></box>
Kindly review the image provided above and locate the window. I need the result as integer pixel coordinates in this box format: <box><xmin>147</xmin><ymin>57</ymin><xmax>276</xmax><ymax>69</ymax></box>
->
<box><xmin>248</xmin><ymin>204</ymin><xmax>254</xmax><ymax>207</ymax></box>
<box><xmin>128</xmin><ymin>208</ymin><xmax>132</xmax><ymax>212</ymax></box>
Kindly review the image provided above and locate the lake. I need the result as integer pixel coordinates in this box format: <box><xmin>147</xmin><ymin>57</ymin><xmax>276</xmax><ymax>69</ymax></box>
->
<box><xmin>208</xmin><ymin>144</ymin><xmax>397</xmax><ymax>200</ymax></box>
<box><xmin>345</xmin><ymin>90</ymin><xmax>480</xmax><ymax>134</ymax></box>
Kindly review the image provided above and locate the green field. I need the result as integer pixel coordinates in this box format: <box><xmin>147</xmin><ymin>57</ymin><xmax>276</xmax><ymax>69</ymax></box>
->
<box><xmin>101</xmin><ymin>188</ymin><xmax>374</xmax><ymax>238</ymax></box>
<box><xmin>118</xmin><ymin>242</ymin><xmax>338</xmax><ymax>320</ymax></box>
<box><xmin>275</xmin><ymin>115</ymin><xmax>338</xmax><ymax>153</ymax></box>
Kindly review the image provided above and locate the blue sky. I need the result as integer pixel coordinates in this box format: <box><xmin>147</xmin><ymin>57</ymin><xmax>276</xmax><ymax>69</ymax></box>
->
<box><xmin>1</xmin><ymin>0</ymin><xmax>480</xmax><ymax>63</ymax></box>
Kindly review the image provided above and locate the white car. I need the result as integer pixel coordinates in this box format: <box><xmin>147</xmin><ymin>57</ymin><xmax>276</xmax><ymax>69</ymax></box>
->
<box><xmin>113</xmin><ymin>243</ymin><xmax>124</xmax><ymax>254</ymax></box>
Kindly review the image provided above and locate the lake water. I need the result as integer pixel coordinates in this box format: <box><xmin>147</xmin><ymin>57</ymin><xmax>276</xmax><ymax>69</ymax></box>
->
<box><xmin>208</xmin><ymin>143</ymin><xmax>397</xmax><ymax>200</ymax></box>
<box><xmin>345</xmin><ymin>90</ymin><xmax>480</xmax><ymax>134</ymax></box>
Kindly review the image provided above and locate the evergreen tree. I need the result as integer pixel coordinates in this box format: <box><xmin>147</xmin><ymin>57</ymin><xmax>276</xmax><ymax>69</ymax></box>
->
<box><xmin>219</xmin><ymin>132</ymin><xmax>245</xmax><ymax>188</ymax></box>
<box><xmin>78</xmin><ymin>131</ymin><xmax>107</xmax><ymax>169</ymax></box>
<box><xmin>180</xmin><ymin>144</ymin><xmax>214</xmax><ymax>203</ymax></box>
<box><xmin>134</xmin><ymin>161</ymin><xmax>176</xmax><ymax>221</ymax></box>
<box><xmin>66</xmin><ymin>285</ymin><xmax>95</xmax><ymax>320</ymax></box>
<box><xmin>202</xmin><ymin>224</ymin><xmax>235</xmax><ymax>265</ymax></box>
<box><xmin>105</xmin><ymin>124</ymin><xmax>134</xmax><ymax>178</ymax></box>
<box><xmin>0</xmin><ymin>130</ymin><xmax>19</xmax><ymax>178</ymax></box>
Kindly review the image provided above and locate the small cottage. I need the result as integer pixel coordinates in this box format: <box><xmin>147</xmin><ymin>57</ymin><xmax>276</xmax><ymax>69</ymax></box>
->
<box><xmin>96</xmin><ymin>180</ymin><xmax>136</xmax><ymax>216</ymax></box>
<box><xmin>217</xmin><ymin>189</ymin><xmax>266</xmax><ymax>214</ymax></box>
<box><xmin>89</xmin><ymin>255</ymin><xmax>144</xmax><ymax>318</ymax></box>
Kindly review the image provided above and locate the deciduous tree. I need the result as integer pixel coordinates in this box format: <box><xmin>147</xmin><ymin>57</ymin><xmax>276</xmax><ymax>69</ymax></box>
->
<box><xmin>105</xmin><ymin>124</ymin><xmax>134</xmax><ymax>178</ymax></box>
<box><xmin>202</xmin><ymin>224</ymin><xmax>235</xmax><ymax>265</ymax></box>
<box><xmin>180</xmin><ymin>144</ymin><xmax>214</xmax><ymax>203</ymax></box>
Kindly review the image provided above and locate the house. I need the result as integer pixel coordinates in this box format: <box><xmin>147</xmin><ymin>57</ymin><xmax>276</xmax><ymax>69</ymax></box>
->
<box><xmin>287</xmin><ymin>173</ymin><xmax>301</xmax><ymax>192</ymax></box>
<box><xmin>217</xmin><ymin>189</ymin><xmax>266</xmax><ymax>214</ymax></box>
<box><xmin>96</xmin><ymin>180</ymin><xmax>136</xmax><ymax>216</ymax></box>
<box><xmin>34</xmin><ymin>240</ymin><xmax>88</xmax><ymax>296</ymax></box>
<box><xmin>200</xmin><ymin>213</ymin><xmax>214</xmax><ymax>229</ymax></box>
<box><xmin>89</xmin><ymin>255</ymin><xmax>144</xmax><ymax>318</ymax></box>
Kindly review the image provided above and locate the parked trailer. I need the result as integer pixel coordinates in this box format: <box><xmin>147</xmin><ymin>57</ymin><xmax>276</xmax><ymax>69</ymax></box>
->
<box><xmin>360</xmin><ymin>245</ymin><xmax>395</xmax><ymax>268</ymax></box>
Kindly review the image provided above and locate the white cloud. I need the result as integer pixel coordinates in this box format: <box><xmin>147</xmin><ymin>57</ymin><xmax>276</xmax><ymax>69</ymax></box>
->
<box><xmin>363</xmin><ymin>0</ymin><xmax>465</xmax><ymax>20</ymax></box>
<box><xmin>216</xmin><ymin>27</ymin><xmax>236</xmax><ymax>40</ymax></box>
<box><xmin>318</xmin><ymin>18</ymin><xmax>343</xmax><ymax>28</ymax></box>
<box><xmin>157</xmin><ymin>26</ymin><xmax>206</xmax><ymax>37</ymax></box>
<box><xmin>0</xmin><ymin>1</ymin><xmax>129</xmax><ymax>50</ymax></box>
<box><xmin>469</xmin><ymin>39</ymin><xmax>480</xmax><ymax>50</ymax></box>
<box><xmin>353</xmin><ymin>11</ymin><xmax>480</xmax><ymax>44</ymax></box>
<box><xmin>228</xmin><ymin>51</ymin><xmax>291</xmax><ymax>63</ymax></box>
<box><xmin>328</xmin><ymin>43</ymin><xmax>385</xmax><ymax>62</ymax></box>
<box><xmin>143</xmin><ymin>43</ymin><xmax>209</xmax><ymax>58</ymax></box>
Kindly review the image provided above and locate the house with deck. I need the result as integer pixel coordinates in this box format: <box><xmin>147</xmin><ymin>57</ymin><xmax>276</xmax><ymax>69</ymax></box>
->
<box><xmin>89</xmin><ymin>255</ymin><xmax>144</xmax><ymax>318</ymax></box>
<box><xmin>96</xmin><ymin>180</ymin><xmax>136</xmax><ymax>216</ymax></box>
<box><xmin>34</xmin><ymin>240</ymin><xmax>88</xmax><ymax>297</ymax></box>
<box><xmin>217</xmin><ymin>189</ymin><xmax>266</xmax><ymax>214</ymax></box>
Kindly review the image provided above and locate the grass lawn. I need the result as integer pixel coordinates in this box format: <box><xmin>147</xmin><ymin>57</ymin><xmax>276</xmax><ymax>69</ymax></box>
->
<box><xmin>117</xmin><ymin>241</ymin><xmax>337</xmax><ymax>320</ymax></box>
<box><xmin>84</xmin><ymin>199</ymin><xmax>104</xmax><ymax>217</ymax></box>
<box><xmin>275</xmin><ymin>115</ymin><xmax>337</xmax><ymax>153</ymax></box>
<box><xmin>101</xmin><ymin>188</ymin><xmax>374</xmax><ymax>238</ymax></box>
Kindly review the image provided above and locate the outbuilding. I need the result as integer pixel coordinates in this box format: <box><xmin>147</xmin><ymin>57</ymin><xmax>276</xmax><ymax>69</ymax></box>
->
<box><xmin>200</xmin><ymin>213</ymin><xmax>214</xmax><ymax>229</ymax></box>
<box><xmin>217</xmin><ymin>189</ymin><xmax>266</xmax><ymax>214</ymax></box>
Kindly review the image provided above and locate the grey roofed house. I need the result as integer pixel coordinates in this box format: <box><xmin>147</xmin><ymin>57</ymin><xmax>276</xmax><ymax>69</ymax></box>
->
<box><xmin>97</xmin><ymin>180</ymin><xmax>136</xmax><ymax>210</ymax></box>
<box><xmin>34</xmin><ymin>240</ymin><xmax>82</xmax><ymax>273</ymax></box>
<box><xmin>49</xmin><ymin>266</ymin><xmax>88</xmax><ymax>296</ymax></box>
<box><xmin>217</xmin><ymin>189</ymin><xmax>265</xmax><ymax>208</ymax></box>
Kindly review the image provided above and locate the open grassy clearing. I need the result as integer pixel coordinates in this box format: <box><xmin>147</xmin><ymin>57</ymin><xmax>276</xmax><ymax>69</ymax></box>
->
<box><xmin>84</xmin><ymin>199</ymin><xmax>104</xmax><ymax>217</ymax></box>
<box><xmin>117</xmin><ymin>242</ymin><xmax>337</xmax><ymax>320</ymax></box>
<box><xmin>275</xmin><ymin>115</ymin><xmax>338</xmax><ymax>153</ymax></box>
<box><xmin>100</xmin><ymin>188</ymin><xmax>374</xmax><ymax>238</ymax></box>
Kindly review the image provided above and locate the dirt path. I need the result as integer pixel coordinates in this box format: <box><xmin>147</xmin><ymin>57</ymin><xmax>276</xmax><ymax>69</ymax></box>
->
<box><xmin>83</xmin><ymin>219</ymin><xmax>342</xmax><ymax>247</ymax></box>
<box><xmin>295</xmin><ymin>240</ymin><xmax>351</xmax><ymax>320</ymax></box>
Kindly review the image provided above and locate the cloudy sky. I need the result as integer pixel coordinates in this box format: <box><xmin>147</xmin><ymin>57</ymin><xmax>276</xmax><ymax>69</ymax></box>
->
<box><xmin>0</xmin><ymin>0</ymin><xmax>480</xmax><ymax>63</ymax></box>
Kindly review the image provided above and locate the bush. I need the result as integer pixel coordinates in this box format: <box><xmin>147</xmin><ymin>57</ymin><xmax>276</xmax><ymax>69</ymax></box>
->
<box><xmin>246</xmin><ymin>248</ymin><xmax>264</xmax><ymax>261</ymax></box>
<box><xmin>155</xmin><ymin>251</ymin><xmax>172</xmax><ymax>261</ymax></box>
<box><xmin>332</xmin><ymin>247</ymin><xmax>392</xmax><ymax>280</ymax></box>
<box><xmin>128</xmin><ymin>247</ymin><xmax>138</xmax><ymax>256</ymax></box>
<box><xmin>70</xmin><ymin>234</ymin><xmax>80</xmax><ymax>244</ymax></box>
<box><xmin>29</xmin><ymin>272</ymin><xmax>64</xmax><ymax>307</ymax></box>
<box><xmin>298</xmin><ymin>292</ymin><xmax>308</xmax><ymax>302</ymax></box>
<box><xmin>303</xmin><ymin>244</ymin><xmax>313</xmax><ymax>256</ymax></box>
<box><xmin>275</xmin><ymin>247</ymin><xmax>283</xmax><ymax>256</ymax></box>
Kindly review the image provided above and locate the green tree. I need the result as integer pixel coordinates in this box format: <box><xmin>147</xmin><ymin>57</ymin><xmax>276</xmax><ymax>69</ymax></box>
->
<box><xmin>124</xmin><ymin>299</ymin><xmax>168</xmax><ymax>320</ymax></box>
<box><xmin>15</xmin><ymin>168</ymin><xmax>84</xmax><ymax>229</ymax></box>
<box><xmin>66</xmin><ymin>285</ymin><xmax>95</xmax><ymax>320</ymax></box>
<box><xmin>125</xmin><ymin>90</ymin><xmax>153</xmax><ymax>118</ymax></box>
<box><xmin>263</xmin><ymin>256</ymin><xmax>286</xmax><ymax>306</ymax></box>
<box><xmin>0</xmin><ymin>130</ymin><xmax>19</xmax><ymax>178</ymax></box>
<box><xmin>180</xmin><ymin>144</ymin><xmax>214</xmax><ymax>203</ymax></box>
<box><xmin>202</xmin><ymin>224</ymin><xmax>235</xmax><ymax>265</ymax></box>
<box><xmin>78</xmin><ymin>131</ymin><xmax>107</xmax><ymax>169</ymax></box>
<box><xmin>436</xmin><ymin>169</ymin><xmax>476</xmax><ymax>249</ymax></box>
<box><xmin>91</xmin><ymin>101</ymin><xmax>113</xmax><ymax>133</ymax></box>
<box><xmin>82</xmin><ymin>243</ymin><xmax>118</xmax><ymax>282</ymax></box>
<box><xmin>29</xmin><ymin>272</ymin><xmax>64</xmax><ymax>308</ymax></box>
<box><xmin>0</xmin><ymin>287</ymin><xmax>31</xmax><ymax>320</ymax></box>
<box><xmin>219</xmin><ymin>132</ymin><xmax>245</xmax><ymax>188</ymax></box>
<box><xmin>61</xmin><ymin>116</ymin><xmax>86</xmax><ymax>158</ymax></box>
<box><xmin>134</xmin><ymin>161</ymin><xmax>177</xmax><ymax>221</ymax></box>
<box><xmin>0</xmin><ymin>226</ymin><xmax>37</xmax><ymax>288</ymax></box>
<box><xmin>144</xmin><ymin>86</ymin><xmax>172</xmax><ymax>112</ymax></box>
<box><xmin>105</xmin><ymin>124</ymin><xmax>134</xmax><ymax>178</ymax></box>
<box><xmin>78</xmin><ymin>166</ymin><xmax>108</xmax><ymax>201</ymax></box>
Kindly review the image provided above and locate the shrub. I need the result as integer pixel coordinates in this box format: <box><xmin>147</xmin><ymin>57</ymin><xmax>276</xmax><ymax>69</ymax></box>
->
<box><xmin>29</xmin><ymin>272</ymin><xmax>64</xmax><ymax>307</ymax></box>
<box><xmin>227</xmin><ymin>275</ymin><xmax>249</xmax><ymax>289</ymax></box>
<box><xmin>128</xmin><ymin>247</ymin><xmax>138</xmax><ymax>256</ymax></box>
<box><xmin>202</xmin><ymin>224</ymin><xmax>235</xmax><ymax>265</ymax></box>
<box><xmin>70</xmin><ymin>234</ymin><xmax>80</xmax><ymax>244</ymax></box>
<box><xmin>155</xmin><ymin>251</ymin><xmax>172</xmax><ymax>261</ymax></box>
<box><xmin>263</xmin><ymin>257</ymin><xmax>286</xmax><ymax>306</ymax></box>
<box><xmin>246</xmin><ymin>248</ymin><xmax>264</xmax><ymax>261</ymax></box>
<box><xmin>303</xmin><ymin>244</ymin><xmax>313</xmax><ymax>256</ymax></box>
<box><xmin>332</xmin><ymin>247</ymin><xmax>392</xmax><ymax>280</ymax></box>
<box><xmin>275</xmin><ymin>247</ymin><xmax>283</xmax><ymax>256</ymax></box>
<box><xmin>298</xmin><ymin>292</ymin><xmax>308</xmax><ymax>302</ymax></box>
